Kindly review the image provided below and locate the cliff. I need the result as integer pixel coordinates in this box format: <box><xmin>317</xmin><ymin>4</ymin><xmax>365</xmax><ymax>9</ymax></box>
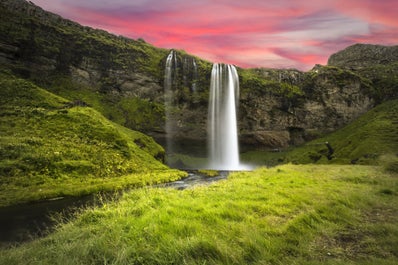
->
<box><xmin>239</xmin><ymin>65</ymin><xmax>374</xmax><ymax>147</ymax></box>
<box><xmin>328</xmin><ymin>44</ymin><xmax>398</xmax><ymax>102</ymax></box>
<box><xmin>328</xmin><ymin>43</ymin><xmax>398</xmax><ymax>69</ymax></box>
<box><xmin>1</xmin><ymin>0</ymin><xmax>396</xmax><ymax>152</ymax></box>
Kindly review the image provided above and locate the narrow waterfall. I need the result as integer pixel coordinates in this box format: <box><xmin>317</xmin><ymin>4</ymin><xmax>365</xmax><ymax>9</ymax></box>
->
<box><xmin>208</xmin><ymin>63</ymin><xmax>240</xmax><ymax>170</ymax></box>
<box><xmin>182</xmin><ymin>57</ymin><xmax>198</xmax><ymax>93</ymax></box>
<box><xmin>192</xmin><ymin>59</ymin><xmax>198</xmax><ymax>92</ymax></box>
<box><xmin>164</xmin><ymin>50</ymin><xmax>177</xmax><ymax>160</ymax></box>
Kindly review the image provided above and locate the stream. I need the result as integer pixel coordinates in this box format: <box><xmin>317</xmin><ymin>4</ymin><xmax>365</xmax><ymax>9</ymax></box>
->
<box><xmin>0</xmin><ymin>171</ymin><xmax>228</xmax><ymax>248</ymax></box>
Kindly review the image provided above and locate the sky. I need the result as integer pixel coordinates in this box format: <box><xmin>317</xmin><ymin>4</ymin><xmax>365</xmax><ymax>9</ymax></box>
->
<box><xmin>28</xmin><ymin>0</ymin><xmax>398</xmax><ymax>71</ymax></box>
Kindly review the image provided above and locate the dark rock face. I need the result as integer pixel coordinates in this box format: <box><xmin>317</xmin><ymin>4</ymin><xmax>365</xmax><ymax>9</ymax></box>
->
<box><xmin>238</xmin><ymin>65</ymin><xmax>374</xmax><ymax>148</ymax></box>
<box><xmin>0</xmin><ymin>0</ymin><xmax>394</xmax><ymax>151</ymax></box>
<box><xmin>328</xmin><ymin>44</ymin><xmax>398</xmax><ymax>103</ymax></box>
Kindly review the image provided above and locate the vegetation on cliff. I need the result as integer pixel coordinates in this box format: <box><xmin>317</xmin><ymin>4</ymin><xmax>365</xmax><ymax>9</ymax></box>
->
<box><xmin>285</xmin><ymin>99</ymin><xmax>398</xmax><ymax>166</ymax></box>
<box><xmin>241</xmin><ymin>99</ymin><xmax>398</xmax><ymax>168</ymax></box>
<box><xmin>0</xmin><ymin>71</ymin><xmax>185</xmax><ymax>207</ymax></box>
<box><xmin>328</xmin><ymin>44</ymin><xmax>398</xmax><ymax>103</ymax></box>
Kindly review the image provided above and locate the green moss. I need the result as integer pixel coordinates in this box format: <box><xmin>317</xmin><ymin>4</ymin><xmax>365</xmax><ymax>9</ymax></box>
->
<box><xmin>357</xmin><ymin>62</ymin><xmax>398</xmax><ymax>102</ymax></box>
<box><xmin>239</xmin><ymin>68</ymin><xmax>305</xmax><ymax>111</ymax></box>
<box><xmin>0</xmin><ymin>71</ymin><xmax>185</xmax><ymax>206</ymax></box>
<box><xmin>284</xmin><ymin>99</ymin><xmax>398</xmax><ymax>165</ymax></box>
<box><xmin>117</xmin><ymin>97</ymin><xmax>164</xmax><ymax>131</ymax></box>
<box><xmin>240</xmin><ymin>99</ymin><xmax>398</xmax><ymax>167</ymax></box>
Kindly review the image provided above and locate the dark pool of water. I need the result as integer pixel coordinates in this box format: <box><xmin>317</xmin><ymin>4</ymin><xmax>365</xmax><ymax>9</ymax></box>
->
<box><xmin>0</xmin><ymin>171</ymin><xmax>228</xmax><ymax>248</ymax></box>
<box><xmin>0</xmin><ymin>194</ymin><xmax>98</xmax><ymax>248</ymax></box>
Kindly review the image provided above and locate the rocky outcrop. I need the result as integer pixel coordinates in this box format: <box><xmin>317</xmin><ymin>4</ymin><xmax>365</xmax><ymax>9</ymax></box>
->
<box><xmin>328</xmin><ymin>44</ymin><xmax>398</xmax><ymax>103</ymax></box>
<box><xmin>328</xmin><ymin>44</ymin><xmax>398</xmax><ymax>69</ymax></box>
<box><xmin>238</xmin><ymin>65</ymin><xmax>374</xmax><ymax>148</ymax></box>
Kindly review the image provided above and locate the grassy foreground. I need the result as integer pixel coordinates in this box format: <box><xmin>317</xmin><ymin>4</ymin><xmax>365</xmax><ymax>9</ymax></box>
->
<box><xmin>1</xmin><ymin>164</ymin><xmax>397</xmax><ymax>264</ymax></box>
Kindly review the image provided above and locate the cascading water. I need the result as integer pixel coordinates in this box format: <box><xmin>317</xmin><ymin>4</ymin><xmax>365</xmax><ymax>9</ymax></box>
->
<box><xmin>192</xmin><ymin>59</ymin><xmax>198</xmax><ymax>92</ymax></box>
<box><xmin>208</xmin><ymin>63</ymin><xmax>242</xmax><ymax>170</ymax></box>
<box><xmin>182</xmin><ymin>57</ymin><xmax>198</xmax><ymax>93</ymax></box>
<box><xmin>164</xmin><ymin>50</ymin><xmax>177</xmax><ymax>161</ymax></box>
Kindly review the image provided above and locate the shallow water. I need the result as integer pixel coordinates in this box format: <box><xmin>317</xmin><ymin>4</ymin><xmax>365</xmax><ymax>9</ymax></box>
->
<box><xmin>156</xmin><ymin>171</ymin><xmax>228</xmax><ymax>189</ymax></box>
<box><xmin>0</xmin><ymin>171</ymin><xmax>228</xmax><ymax>248</ymax></box>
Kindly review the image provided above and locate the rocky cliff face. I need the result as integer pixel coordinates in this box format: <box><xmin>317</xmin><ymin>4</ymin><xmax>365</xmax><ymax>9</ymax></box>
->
<box><xmin>0</xmin><ymin>0</ymin><xmax>394</xmax><ymax>151</ymax></box>
<box><xmin>328</xmin><ymin>44</ymin><xmax>398</xmax><ymax>69</ymax></box>
<box><xmin>328</xmin><ymin>44</ymin><xmax>398</xmax><ymax>103</ymax></box>
<box><xmin>238</xmin><ymin>65</ymin><xmax>374</xmax><ymax>148</ymax></box>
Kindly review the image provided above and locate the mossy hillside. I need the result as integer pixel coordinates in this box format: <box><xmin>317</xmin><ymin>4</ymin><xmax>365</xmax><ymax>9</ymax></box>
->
<box><xmin>356</xmin><ymin>62</ymin><xmax>398</xmax><ymax>103</ymax></box>
<box><xmin>327</xmin><ymin>44</ymin><xmax>398</xmax><ymax>102</ymax></box>
<box><xmin>242</xmin><ymin>99</ymin><xmax>397</xmax><ymax>167</ymax></box>
<box><xmin>0</xmin><ymin>72</ymin><xmax>185</xmax><ymax>206</ymax></box>
<box><xmin>306</xmin><ymin>65</ymin><xmax>374</xmax><ymax>97</ymax></box>
<box><xmin>1</xmin><ymin>164</ymin><xmax>396</xmax><ymax>264</ymax></box>
<box><xmin>241</xmin><ymin>99</ymin><xmax>398</xmax><ymax>167</ymax></box>
<box><xmin>45</xmin><ymin>75</ymin><xmax>165</xmax><ymax>132</ymax></box>
<box><xmin>284</xmin><ymin>99</ymin><xmax>398</xmax><ymax>165</ymax></box>
<box><xmin>239</xmin><ymin>68</ymin><xmax>304</xmax><ymax>101</ymax></box>
<box><xmin>237</xmin><ymin>65</ymin><xmax>370</xmax><ymax>105</ymax></box>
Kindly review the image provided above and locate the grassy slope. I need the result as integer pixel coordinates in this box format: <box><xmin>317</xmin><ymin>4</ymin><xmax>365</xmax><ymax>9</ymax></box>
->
<box><xmin>0</xmin><ymin>71</ymin><xmax>185</xmax><ymax>207</ymax></box>
<box><xmin>242</xmin><ymin>99</ymin><xmax>398</xmax><ymax>167</ymax></box>
<box><xmin>286</xmin><ymin>99</ymin><xmax>398</xmax><ymax>164</ymax></box>
<box><xmin>1</xmin><ymin>164</ymin><xmax>397</xmax><ymax>264</ymax></box>
<box><xmin>44</xmin><ymin>76</ymin><xmax>166</xmax><ymax>133</ymax></box>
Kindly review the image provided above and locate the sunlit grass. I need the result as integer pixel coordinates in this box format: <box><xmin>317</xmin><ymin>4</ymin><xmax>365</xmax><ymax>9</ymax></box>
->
<box><xmin>1</xmin><ymin>164</ymin><xmax>397</xmax><ymax>264</ymax></box>
<box><xmin>0</xmin><ymin>71</ymin><xmax>186</xmax><ymax>206</ymax></box>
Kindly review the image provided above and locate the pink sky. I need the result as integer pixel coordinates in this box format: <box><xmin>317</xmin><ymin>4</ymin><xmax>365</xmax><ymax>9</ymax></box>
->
<box><xmin>29</xmin><ymin>0</ymin><xmax>398</xmax><ymax>70</ymax></box>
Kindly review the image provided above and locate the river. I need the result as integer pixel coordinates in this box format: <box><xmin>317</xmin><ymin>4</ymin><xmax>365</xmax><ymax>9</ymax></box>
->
<box><xmin>0</xmin><ymin>171</ymin><xmax>228</xmax><ymax>248</ymax></box>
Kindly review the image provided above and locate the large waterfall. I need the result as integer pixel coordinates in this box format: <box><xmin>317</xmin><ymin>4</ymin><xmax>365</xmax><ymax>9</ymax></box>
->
<box><xmin>208</xmin><ymin>63</ymin><xmax>241</xmax><ymax>170</ymax></box>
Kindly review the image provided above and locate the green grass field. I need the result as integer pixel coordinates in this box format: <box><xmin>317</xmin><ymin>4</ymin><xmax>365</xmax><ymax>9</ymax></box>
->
<box><xmin>1</xmin><ymin>164</ymin><xmax>397</xmax><ymax>264</ymax></box>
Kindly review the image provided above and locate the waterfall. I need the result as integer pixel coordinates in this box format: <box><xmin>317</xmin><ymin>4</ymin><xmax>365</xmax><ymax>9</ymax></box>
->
<box><xmin>208</xmin><ymin>63</ymin><xmax>241</xmax><ymax>170</ymax></box>
<box><xmin>164</xmin><ymin>50</ymin><xmax>177</xmax><ymax>160</ymax></box>
<box><xmin>182</xmin><ymin>57</ymin><xmax>198</xmax><ymax>93</ymax></box>
<box><xmin>192</xmin><ymin>59</ymin><xmax>198</xmax><ymax>92</ymax></box>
